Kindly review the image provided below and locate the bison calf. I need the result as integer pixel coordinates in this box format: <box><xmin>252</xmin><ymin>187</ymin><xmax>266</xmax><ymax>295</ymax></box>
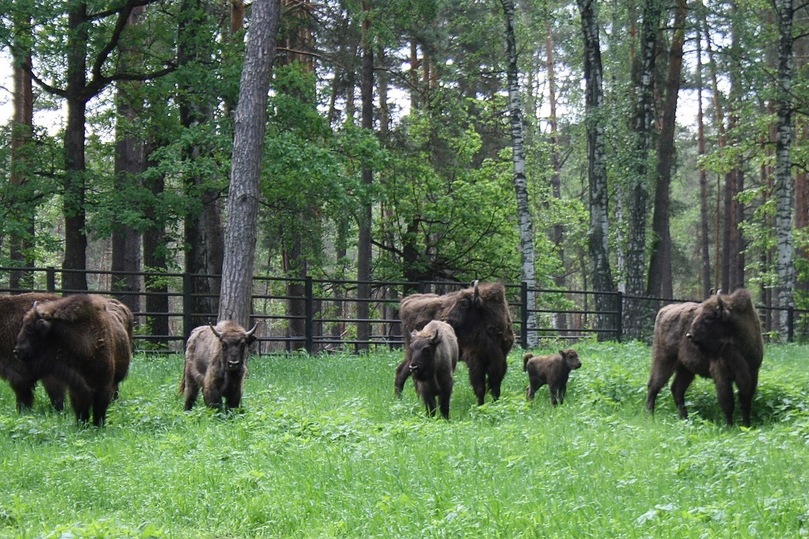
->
<box><xmin>181</xmin><ymin>320</ymin><xmax>257</xmax><ymax>410</ymax></box>
<box><xmin>408</xmin><ymin>320</ymin><xmax>458</xmax><ymax>419</ymax></box>
<box><xmin>523</xmin><ymin>349</ymin><xmax>581</xmax><ymax>405</ymax></box>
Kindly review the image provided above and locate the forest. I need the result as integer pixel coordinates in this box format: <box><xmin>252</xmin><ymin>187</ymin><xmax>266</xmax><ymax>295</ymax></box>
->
<box><xmin>0</xmin><ymin>0</ymin><xmax>808</xmax><ymax>343</ymax></box>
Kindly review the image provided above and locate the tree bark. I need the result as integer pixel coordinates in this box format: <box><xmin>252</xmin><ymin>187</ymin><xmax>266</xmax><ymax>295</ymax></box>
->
<box><xmin>502</xmin><ymin>0</ymin><xmax>537</xmax><ymax>348</ymax></box>
<box><xmin>356</xmin><ymin>1</ymin><xmax>374</xmax><ymax>352</ymax></box>
<box><xmin>219</xmin><ymin>0</ymin><xmax>282</xmax><ymax>328</ymax></box>
<box><xmin>647</xmin><ymin>0</ymin><xmax>686</xmax><ymax>300</ymax></box>
<box><xmin>577</xmin><ymin>0</ymin><xmax>615</xmax><ymax>339</ymax></box>
<box><xmin>773</xmin><ymin>0</ymin><xmax>795</xmax><ymax>339</ymax></box>
<box><xmin>696</xmin><ymin>33</ymin><xmax>712</xmax><ymax>298</ymax></box>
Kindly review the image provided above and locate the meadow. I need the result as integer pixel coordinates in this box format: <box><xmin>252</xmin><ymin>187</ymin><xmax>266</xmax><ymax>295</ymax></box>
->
<box><xmin>0</xmin><ymin>341</ymin><xmax>807</xmax><ymax>538</ymax></box>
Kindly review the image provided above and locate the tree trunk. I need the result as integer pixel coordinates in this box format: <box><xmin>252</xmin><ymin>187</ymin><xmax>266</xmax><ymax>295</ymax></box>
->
<box><xmin>624</xmin><ymin>0</ymin><xmax>660</xmax><ymax>338</ymax></box>
<box><xmin>356</xmin><ymin>1</ymin><xmax>374</xmax><ymax>352</ymax></box>
<box><xmin>577</xmin><ymin>0</ymin><xmax>615</xmax><ymax>339</ymax></box>
<box><xmin>546</xmin><ymin>23</ymin><xmax>567</xmax><ymax>332</ymax></box>
<box><xmin>219</xmin><ymin>0</ymin><xmax>282</xmax><ymax>328</ymax></box>
<box><xmin>501</xmin><ymin>0</ymin><xmax>537</xmax><ymax>349</ymax></box>
<box><xmin>696</xmin><ymin>34</ymin><xmax>712</xmax><ymax>298</ymax></box>
<box><xmin>178</xmin><ymin>0</ymin><xmax>221</xmax><ymax>328</ymax></box>
<box><xmin>62</xmin><ymin>1</ymin><xmax>91</xmax><ymax>292</ymax></box>
<box><xmin>9</xmin><ymin>9</ymin><xmax>35</xmax><ymax>289</ymax></box>
<box><xmin>143</xmin><ymin>143</ymin><xmax>170</xmax><ymax>346</ymax></box>
<box><xmin>773</xmin><ymin>0</ymin><xmax>795</xmax><ymax>339</ymax></box>
<box><xmin>112</xmin><ymin>5</ymin><xmax>146</xmax><ymax>316</ymax></box>
<box><xmin>647</xmin><ymin>0</ymin><xmax>686</xmax><ymax>300</ymax></box>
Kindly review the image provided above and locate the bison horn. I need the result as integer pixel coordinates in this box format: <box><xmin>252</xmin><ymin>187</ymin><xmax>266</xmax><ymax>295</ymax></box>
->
<box><xmin>209</xmin><ymin>323</ymin><xmax>223</xmax><ymax>340</ymax></box>
<box><xmin>33</xmin><ymin>301</ymin><xmax>43</xmax><ymax>319</ymax></box>
<box><xmin>245</xmin><ymin>322</ymin><xmax>258</xmax><ymax>338</ymax></box>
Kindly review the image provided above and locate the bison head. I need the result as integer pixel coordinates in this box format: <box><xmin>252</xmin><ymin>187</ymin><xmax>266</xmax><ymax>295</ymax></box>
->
<box><xmin>409</xmin><ymin>328</ymin><xmax>441</xmax><ymax>381</ymax></box>
<box><xmin>686</xmin><ymin>291</ymin><xmax>734</xmax><ymax>355</ymax></box>
<box><xmin>210</xmin><ymin>322</ymin><xmax>258</xmax><ymax>372</ymax></box>
<box><xmin>13</xmin><ymin>301</ymin><xmax>53</xmax><ymax>362</ymax></box>
<box><xmin>560</xmin><ymin>349</ymin><xmax>582</xmax><ymax>370</ymax></box>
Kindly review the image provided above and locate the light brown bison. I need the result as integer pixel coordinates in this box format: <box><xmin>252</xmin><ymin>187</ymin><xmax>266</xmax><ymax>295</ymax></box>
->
<box><xmin>180</xmin><ymin>320</ymin><xmax>258</xmax><ymax>410</ymax></box>
<box><xmin>0</xmin><ymin>292</ymin><xmax>65</xmax><ymax>411</ymax></box>
<box><xmin>523</xmin><ymin>349</ymin><xmax>582</xmax><ymax>405</ymax></box>
<box><xmin>395</xmin><ymin>281</ymin><xmax>514</xmax><ymax>406</ymax></box>
<box><xmin>646</xmin><ymin>289</ymin><xmax>764</xmax><ymax>426</ymax></box>
<box><xmin>13</xmin><ymin>294</ymin><xmax>132</xmax><ymax>426</ymax></box>
<box><xmin>409</xmin><ymin>320</ymin><xmax>459</xmax><ymax>419</ymax></box>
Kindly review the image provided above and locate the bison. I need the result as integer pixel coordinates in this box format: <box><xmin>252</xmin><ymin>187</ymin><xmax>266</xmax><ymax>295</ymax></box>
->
<box><xmin>0</xmin><ymin>292</ymin><xmax>66</xmax><ymax>411</ymax></box>
<box><xmin>13</xmin><ymin>294</ymin><xmax>132</xmax><ymax>426</ymax></box>
<box><xmin>523</xmin><ymin>349</ymin><xmax>582</xmax><ymax>405</ymax></box>
<box><xmin>646</xmin><ymin>288</ymin><xmax>764</xmax><ymax>426</ymax></box>
<box><xmin>408</xmin><ymin>320</ymin><xmax>459</xmax><ymax>419</ymax></box>
<box><xmin>104</xmin><ymin>298</ymin><xmax>134</xmax><ymax>399</ymax></box>
<box><xmin>180</xmin><ymin>320</ymin><xmax>258</xmax><ymax>410</ymax></box>
<box><xmin>395</xmin><ymin>281</ymin><xmax>514</xmax><ymax>406</ymax></box>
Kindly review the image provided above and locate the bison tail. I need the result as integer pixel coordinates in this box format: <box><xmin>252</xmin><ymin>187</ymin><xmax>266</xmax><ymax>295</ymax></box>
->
<box><xmin>178</xmin><ymin>373</ymin><xmax>186</xmax><ymax>394</ymax></box>
<box><xmin>523</xmin><ymin>353</ymin><xmax>533</xmax><ymax>371</ymax></box>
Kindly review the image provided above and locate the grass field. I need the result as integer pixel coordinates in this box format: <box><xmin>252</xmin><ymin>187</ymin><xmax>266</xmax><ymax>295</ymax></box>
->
<box><xmin>0</xmin><ymin>341</ymin><xmax>808</xmax><ymax>538</ymax></box>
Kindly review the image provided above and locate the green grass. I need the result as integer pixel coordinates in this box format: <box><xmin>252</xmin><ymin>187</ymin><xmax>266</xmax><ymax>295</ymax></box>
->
<box><xmin>0</xmin><ymin>341</ymin><xmax>808</xmax><ymax>538</ymax></box>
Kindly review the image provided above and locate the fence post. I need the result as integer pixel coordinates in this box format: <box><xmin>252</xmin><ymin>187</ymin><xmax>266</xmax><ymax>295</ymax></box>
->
<box><xmin>520</xmin><ymin>282</ymin><xmax>528</xmax><ymax>349</ymax></box>
<box><xmin>182</xmin><ymin>272</ymin><xmax>193</xmax><ymax>341</ymax></box>
<box><xmin>616</xmin><ymin>291</ymin><xmax>623</xmax><ymax>343</ymax></box>
<box><xmin>46</xmin><ymin>267</ymin><xmax>56</xmax><ymax>292</ymax></box>
<box><xmin>788</xmin><ymin>306</ymin><xmax>795</xmax><ymax>343</ymax></box>
<box><xmin>305</xmin><ymin>277</ymin><xmax>314</xmax><ymax>353</ymax></box>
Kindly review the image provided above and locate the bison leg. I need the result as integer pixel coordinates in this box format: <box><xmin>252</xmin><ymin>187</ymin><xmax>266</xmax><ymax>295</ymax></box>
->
<box><xmin>10</xmin><ymin>379</ymin><xmax>37</xmax><ymax>412</ymax></box>
<box><xmin>670</xmin><ymin>366</ymin><xmax>695</xmax><ymax>420</ymax></box>
<box><xmin>486</xmin><ymin>358</ymin><xmax>507</xmax><ymax>401</ymax></box>
<box><xmin>394</xmin><ymin>358</ymin><xmax>412</xmax><ymax>398</ymax></box>
<box><xmin>646</xmin><ymin>362</ymin><xmax>677</xmax><ymax>414</ymax></box>
<box><xmin>710</xmin><ymin>358</ymin><xmax>736</xmax><ymax>426</ymax></box>
<box><xmin>224</xmin><ymin>387</ymin><xmax>243</xmax><ymax>409</ymax></box>
<box><xmin>526</xmin><ymin>372</ymin><xmax>544</xmax><ymax>401</ymax></box>
<box><xmin>42</xmin><ymin>376</ymin><xmax>66</xmax><ymax>411</ymax></box>
<box><xmin>91</xmin><ymin>387</ymin><xmax>113</xmax><ymax>427</ymax></box>
<box><xmin>438</xmin><ymin>386</ymin><xmax>452</xmax><ymax>420</ymax></box>
<box><xmin>738</xmin><ymin>367</ymin><xmax>758</xmax><ymax>428</ymax></box>
<box><xmin>183</xmin><ymin>381</ymin><xmax>200</xmax><ymax>411</ymax></box>
<box><xmin>68</xmin><ymin>386</ymin><xmax>92</xmax><ymax>424</ymax></box>
<box><xmin>421</xmin><ymin>389</ymin><xmax>437</xmax><ymax>417</ymax></box>
<box><xmin>549</xmin><ymin>383</ymin><xmax>561</xmax><ymax>406</ymax></box>
<box><xmin>202</xmin><ymin>386</ymin><xmax>223</xmax><ymax>409</ymax></box>
<box><xmin>466</xmin><ymin>362</ymin><xmax>487</xmax><ymax>406</ymax></box>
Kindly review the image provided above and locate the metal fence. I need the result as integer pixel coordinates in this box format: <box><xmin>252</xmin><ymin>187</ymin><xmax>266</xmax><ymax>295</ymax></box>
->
<box><xmin>2</xmin><ymin>266</ymin><xmax>807</xmax><ymax>354</ymax></box>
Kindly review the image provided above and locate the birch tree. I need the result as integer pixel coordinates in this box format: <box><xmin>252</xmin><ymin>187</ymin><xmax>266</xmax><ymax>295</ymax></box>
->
<box><xmin>218</xmin><ymin>0</ymin><xmax>282</xmax><ymax>327</ymax></box>
<box><xmin>502</xmin><ymin>0</ymin><xmax>537</xmax><ymax>348</ymax></box>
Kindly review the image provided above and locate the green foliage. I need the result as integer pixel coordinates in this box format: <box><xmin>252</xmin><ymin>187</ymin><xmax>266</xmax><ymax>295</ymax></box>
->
<box><xmin>0</xmin><ymin>344</ymin><xmax>807</xmax><ymax>537</ymax></box>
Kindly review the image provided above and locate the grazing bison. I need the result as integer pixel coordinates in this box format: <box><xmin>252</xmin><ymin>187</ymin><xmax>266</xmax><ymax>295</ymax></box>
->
<box><xmin>13</xmin><ymin>294</ymin><xmax>132</xmax><ymax>426</ymax></box>
<box><xmin>523</xmin><ymin>349</ymin><xmax>582</xmax><ymax>405</ymax></box>
<box><xmin>408</xmin><ymin>320</ymin><xmax>459</xmax><ymax>419</ymax></box>
<box><xmin>0</xmin><ymin>292</ymin><xmax>65</xmax><ymax>411</ymax></box>
<box><xmin>395</xmin><ymin>281</ymin><xmax>514</xmax><ymax>406</ymax></box>
<box><xmin>180</xmin><ymin>320</ymin><xmax>258</xmax><ymax>410</ymax></box>
<box><xmin>104</xmin><ymin>298</ymin><xmax>134</xmax><ymax>399</ymax></box>
<box><xmin>646</xmin><ymin>289</ymin><xmax>764</xmax><ymax>426</ymax></box>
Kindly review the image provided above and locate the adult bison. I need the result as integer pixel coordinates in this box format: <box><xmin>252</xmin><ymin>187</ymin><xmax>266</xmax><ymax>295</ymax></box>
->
<box><xmin>0</xmin><ymin>292</ymin><xmax>65</xmax><ymax>411</ymax></box>
<box><xmin>13</xmin><ymin>294</ymin><xmax>132</xmax><ymax>426</ymax></box>
<box><xmin>180</xmin><ymin>320</ymin><xmax>258</xmax><ymax>410</ymax></box>
<box><xmin>646</xmin><ymin>289</ymin><xmax>764</xmax><ymax>426</ymax></box>
<box><xmin>408</xmin><ymin>320</ymin><xmax>458</xmax><ymax>419</ymax></box>
<box><xmin>395</xmin><ymin>281</ymin><xmax>514</xmax><ymax>406</ymax></box>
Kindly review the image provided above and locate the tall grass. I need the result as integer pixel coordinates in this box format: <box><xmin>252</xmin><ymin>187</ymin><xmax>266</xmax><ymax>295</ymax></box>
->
<box><xmin>0</xmin><ymin>341</ymin><xmax>807</xmax><ymax>538</ymax></box>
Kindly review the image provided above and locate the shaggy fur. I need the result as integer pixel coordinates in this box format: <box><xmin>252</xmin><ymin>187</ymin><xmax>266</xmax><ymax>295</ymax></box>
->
<box><xmin>180</xmin><ymin>320</ymin><xmax>258</xmax><ymax>410</ymax></box>
<box><xmin>13</xmin><ymin>294</ymin><xmax>131</xmax><ymax>426</ymax></box>
<box><xmin>0</xmin><ymin>292</ymin><xmax>65</xmax><ymax>411</ymax></box>
<box><xmin>408</xmin><ymin>320</ymin><xmax>458</xmax><ymax>419</ymax></box>
<box><xmin>646</xmin><ymin>289</ymin><xmax>764</xmax><ymax>426</ymax></box>
<box><xmin>395</xmin><ymin>281</ymin><xmax>514</xmax><ymax>406</ymax></box>
<box><xmin>523</xmin><ymin>349</ymin><xmax>582</xmax><ymax>405</ymax></box>
<box><xmin>104</xmin><ymin>298</ymin><xmax>134</xmax><ymax>399</ymax></box>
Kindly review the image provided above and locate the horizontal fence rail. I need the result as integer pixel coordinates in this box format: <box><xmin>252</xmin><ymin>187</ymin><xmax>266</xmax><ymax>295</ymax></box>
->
<box><xmin>1</xmin><ymin>266</ymin><xmax>807</xmax><ymax>354</ymax></box>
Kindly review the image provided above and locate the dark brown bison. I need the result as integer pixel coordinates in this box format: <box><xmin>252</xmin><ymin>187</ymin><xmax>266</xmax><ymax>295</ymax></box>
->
<box><xmin>395</xmin><ymin>281</ymin><xmax>514</xmax><ymax>406</ymax></box>
<box><xmin>0</xmin><ymin>292</ymin><xmax>65</xmax><ymax>411</ymax></box>
<box><xmin>523</xmin><ymin>349</ymin><xmax>582</xmax><ymax>405</ymax></box>
<box><xmin>408</xmin><ymin>320</ymin><xmax>459</xmax><ymax>419</ymax></box>
<box><xmin>13</xmin><ymin>294</ymin><xmax>132</xmax><ymax>426</ymax></box>
<box><xmin>180</xmin><ymin>320</ymin><xmax>258</xmax><ymax>410</ymax></box>
<box><xmin>646</xmin><ymin>288</ymin><xmax>764</xmax><ymax>426</ymax></box>
<box><xmin>104</xmin><ymin>298</ymin><xmax>134</xmax><ymax>399</ymax></box>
